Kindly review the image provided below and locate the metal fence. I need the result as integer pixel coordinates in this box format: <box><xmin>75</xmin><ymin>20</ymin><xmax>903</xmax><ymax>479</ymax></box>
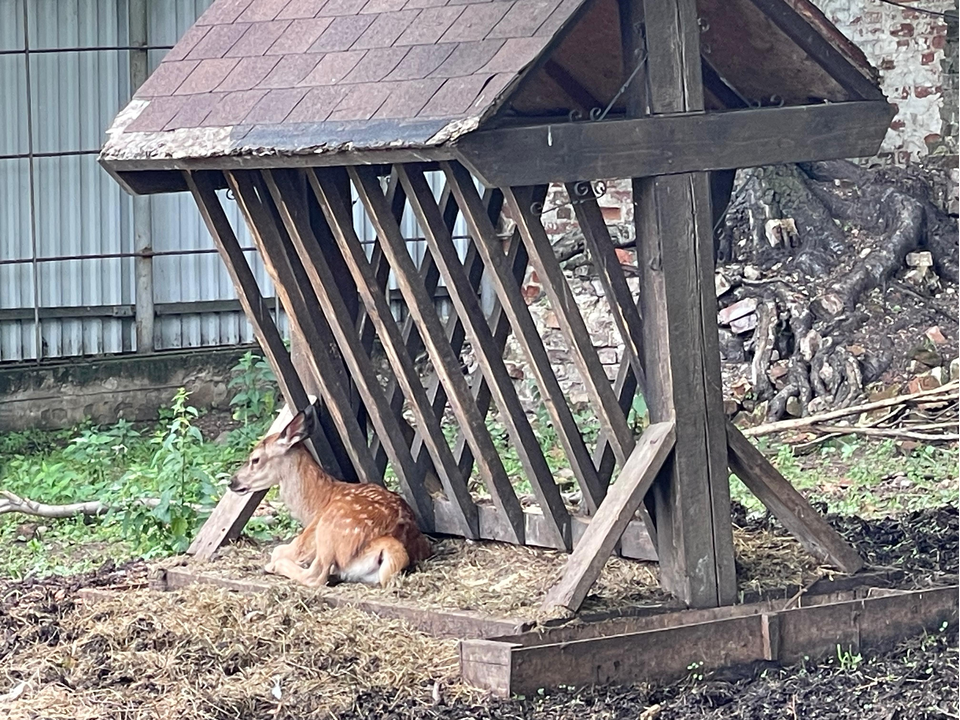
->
<box><xmin>0</xmin><ymin>0</ymin><xmax>474</xmax><ymax>364</ymax></box>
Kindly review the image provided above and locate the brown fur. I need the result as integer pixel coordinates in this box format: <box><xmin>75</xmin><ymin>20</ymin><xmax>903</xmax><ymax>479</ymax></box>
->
<box><xmin>229</xmin><ymin>408</ymin><xmax>431</xmax><ymax>587</ymax></box>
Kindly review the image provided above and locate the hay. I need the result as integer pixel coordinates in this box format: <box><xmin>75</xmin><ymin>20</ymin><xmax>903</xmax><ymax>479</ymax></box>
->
<box><xmin>197</xmin><ymin>526</ymin><xmax>828</xmax><ymax>620</ymax></box>
<box><xmin>1</xmin><ymin>583</ymin><xmax>465</xmax><ymax>720</ymax></box>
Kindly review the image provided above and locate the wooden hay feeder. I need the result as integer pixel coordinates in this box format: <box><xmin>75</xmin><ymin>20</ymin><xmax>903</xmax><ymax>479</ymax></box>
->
<box><xmin>103</xmin><ymin>0</ymin><xmax>898</xmax><ymax>630</ymax></box>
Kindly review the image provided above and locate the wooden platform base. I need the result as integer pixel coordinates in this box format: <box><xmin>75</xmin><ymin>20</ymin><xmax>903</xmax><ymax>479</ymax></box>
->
<box><xmin>462</xmin><ymin>584</ymin><xmax>958</xmax><ymax>696</ymax></box>
<box><xmin>143</xmin><ymin>566</ymin><xmax>956</xmax><ymax>698</ymax></box>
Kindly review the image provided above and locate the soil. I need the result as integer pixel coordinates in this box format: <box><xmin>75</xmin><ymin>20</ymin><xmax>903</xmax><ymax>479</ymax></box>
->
<box><xmin>0</xmin><ymin>507</ymin><xmax>955</xmax><ymax>719</ymax></box>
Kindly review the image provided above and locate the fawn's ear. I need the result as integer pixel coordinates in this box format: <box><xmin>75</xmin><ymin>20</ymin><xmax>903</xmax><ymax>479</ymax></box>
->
<box><xmin>277</xmin><ymin>406</ymin><xmax>314</xmax><ymax>447</ymax></box>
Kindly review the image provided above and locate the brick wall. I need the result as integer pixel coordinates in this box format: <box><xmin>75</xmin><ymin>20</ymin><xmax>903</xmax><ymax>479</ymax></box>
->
<box><xmin>533</xmin><ymin>0</ymin><xmax>958</xmax><ymax>242</ymax></box>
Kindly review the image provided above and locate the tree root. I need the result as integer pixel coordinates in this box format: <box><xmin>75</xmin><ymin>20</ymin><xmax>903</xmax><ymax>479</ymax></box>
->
<box><xmin>720</xmin><ymin>160</ymin><xmax>956</xmax><ymax>422</ymax></box>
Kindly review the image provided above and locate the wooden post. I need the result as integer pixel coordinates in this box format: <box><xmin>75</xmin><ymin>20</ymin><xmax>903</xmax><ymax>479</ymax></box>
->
<box><xmin>626</xmin><ymin>0</ymin><xmax>737</xmax><ymax>607</ymax></box>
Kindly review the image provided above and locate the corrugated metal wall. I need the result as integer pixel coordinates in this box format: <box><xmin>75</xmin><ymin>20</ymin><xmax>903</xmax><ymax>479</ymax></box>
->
<box><xmin>0</xmin><ymin>0</ymin><xmax>476</xmax><ymax>363</ymax></box>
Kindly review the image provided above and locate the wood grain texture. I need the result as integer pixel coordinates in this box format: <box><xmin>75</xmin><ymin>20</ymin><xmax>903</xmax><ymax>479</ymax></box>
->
<box><xmin>454</xmin><ymin>101</ymin><xmax>895</xmax><ymax>187</ymax></box>
<box><xmin>443</xmin><ymin>162</ymin><xmax>608</xmax><ymax>515</ymax></box>
<box><xmin>726</xmin><ymin>424</ymin><xmax>864</xmax><ymax>573</ymax></box>
<box><xmin>542</xmin><ymin>421</ymin><xmax>675</xmax><ymax>612</ymax></box>
<box><xmin>307</xmin><ymin>167</ymin><xmax>480</xmax><ymax>539</ymax></box>
<box><xmin>398</xmin><ymin>165</ymin><xmax>570</xmax><ymax>551</ymax></box>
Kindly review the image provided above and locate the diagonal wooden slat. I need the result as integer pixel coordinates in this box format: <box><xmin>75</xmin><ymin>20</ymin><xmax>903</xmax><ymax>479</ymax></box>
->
<box><xmin>262</xmin><ymin>168</ymin><xmax>435</xmax><ymax>527</ymax></box>
<box><xmin>307</xmin><ymin>166</ymin><xmax>480</xmax><ymax>539</ymax></box>
<box><xmin>726</xmin><ymin>424</ymin><xmax>863</xmax><ymax>573</ymax></box>
<box><xmin>399</xmin><ymin>165</ymin><xmax>570</xmax><ymax>551</ymax></box>
<box><xmin>442</xmin><ymin>163</ymin><xmax>608</xmax><ymax>514</ymax></box>
<box><xmin>347</xmin><ymin>165</ymin><xmax>526</xmax><ymax>545</ymax></box>
<box><xmin>183</xmin><ymin>170</ymin><xmax>339</xmax><ymax>560</ymax></box>
<box><xmin>566</xmin><ymin>184</ymin><xmax>648</xmax><ymax>393</ymax></box>
<box><xmin>542</xmin><ymin>421</ymin><xmax>676</xmax><ymax>613</ymax></box>
<box><xmin>504</xmin><ymin>186</ymin><xmax>637</xmax><ymax>468</ymax></box>
<box><xmin>225</xmin><ymin>170</ymin><xmax>383</xmax><ymax>487</ymax></box>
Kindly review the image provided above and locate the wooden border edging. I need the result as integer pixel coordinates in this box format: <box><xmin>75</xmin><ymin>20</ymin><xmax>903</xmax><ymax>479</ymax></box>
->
<box><xmin>156</xmin><ymin>567</ymin><xmax>531</xmax><ymax>640</ymax></box>
<box><xmin>460</xmin><ymin>585</ymin><xmax>959</xmax><ymax>695</ymax></box>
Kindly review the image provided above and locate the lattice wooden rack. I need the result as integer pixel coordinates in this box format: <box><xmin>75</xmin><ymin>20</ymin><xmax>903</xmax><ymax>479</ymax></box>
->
<box><xmin>101</xmin><ymin>0</ymin><xmax>896</xmax><ymax>609</ymax></box>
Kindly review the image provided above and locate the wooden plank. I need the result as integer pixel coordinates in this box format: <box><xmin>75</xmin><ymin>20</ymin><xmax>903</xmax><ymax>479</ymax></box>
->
<box><xmin>348</xmin><ymin>165</ymin><xmax>526</xmax><ymax>545</ymax></box>
<box><xmin>542</xmin><ymin>422</ymin><xmax>675</xmax><ymax>612</ymax></box>
<box><xmin>621</xmin><ymin>0</ymin><xmax>737</xmax><ymax>608</ymax></box>
<box><xmin>158</xmin><ymin>567</ymin><xmax>530</xmax><ymax>640</ymax></box>
<box><xmin>505</xmin><ymin>185</ymin><xmax>637</xmax><ymax>467</ymax></box>
<box><xmin>226</xmin><ymin>170</ymin><xmax>384</xmax><ymax>488</ymax></box>
<box><xmin>307</xmin><ymin>167</ymin><xmax>480</xmax><ymax>539</ymax></box>
<box><xmin>460</xmin><ymin>640</ymin><xmax>518</xmax><ymax>696</ymax></box>
<box><xmin>442</xmin><ymin>162</ymin><xmax>608</xmax><ymax>515</ymax></box>
<box><xmin>183</xmin><ymin>171</ymin><xmax>332</xmax><ymax>560</ymax></box>
<box><xmin>399</xmin><ymin>165</ymin><xmax>570</xmax><ymax>551</ymax></box>
<box><xmin>261</xmin><ymin>168</ymin><xmax>435</xmax><ymax>526</ymax></box>
<box><xmin>453</xmin><ymin>101</ymin><xmax>895</xmax><ymax>188</ymax></box>
<box><xmin>745</xmin><ymin>0</ymin><xmax>886</xmax><ymax>101</ymax></box>
<box><xmin>726</xmin><ymin>424</ymin><xmax>864</xmax><ymax>573</ymax></box>
<box><xmin>465</xmin><ymin>585</ymin><xmax>959</xmax><ymax>696</ymax></box>
<box><xmin>777</xmin><ymin>585</ymin><xmax>958</xmax><ymax>663</ymax></box>
<box><xmin>429</xmin><ymin>500</ymin><xmax>658</xmax><ymax>561</ymax></box>
<box><xmin>509</xmin><ymin>614</ymin><xmax>767</xmax><ymax>694</ymax></box>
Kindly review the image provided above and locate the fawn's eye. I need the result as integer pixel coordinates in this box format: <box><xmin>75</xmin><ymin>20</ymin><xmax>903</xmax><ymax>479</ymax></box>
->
<box><xmin>251</xmin><ymin>456</ymin><xmax>260</xmax><ymax>466</ymax></box>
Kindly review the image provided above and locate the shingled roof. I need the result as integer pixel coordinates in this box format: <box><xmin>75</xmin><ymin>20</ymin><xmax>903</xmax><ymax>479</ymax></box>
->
<box><xmin>101</xmin><ymin>0</ymin><xmax>585</xmax><ymax>164</ymax></box>
<box><xmin>100</xmin><ymin>0</ymin><xmax>881</xmax><ymax>181</ymax></box>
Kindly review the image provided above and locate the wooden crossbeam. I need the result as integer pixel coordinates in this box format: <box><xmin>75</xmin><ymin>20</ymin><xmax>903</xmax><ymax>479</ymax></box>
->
<box><xmin>348</xmin><ymin>165</ymin><xmax>526</xmax><ymax>545</ymax></box>
<box><xmin>226</xmin><ymin>171</ymin><xmax>384</xmax><ymax>486</ymax></box>
<box><xmin>454</xmin><ymin>101</ymin><xmax>895</xmax><ymax>187</ymax></box>
<box><xmin>304</xmin><ymin>167</ymin><xmax>479</xmax><ymax>538</ymax></box>
<box><xmin>399</xmin><ymin>165</ymin><xmax>570</xmax><ymax>550</ymax></box>
<box><xmin>261</xmin><ymin>169</ymin><xmax>437</xmax><ymax>527</ymax></box>
<box><xmin>443</xmin><ymin>162</ymin><xmax>608</xmax><ymax>515</ymax></box>
<box><xmin>726</xmin><ymin>426</ymin><xmax>863</xmax><ymax>573</ymax></box>
<box><xmin>542</xmin><ymin>421</ymin><xmax>676</xmax><ymax>613</ymax></box>
<box><xmin>183</xmin><ymin>171</ymin><xmax>339</xmax><ymax>560</ymax></box>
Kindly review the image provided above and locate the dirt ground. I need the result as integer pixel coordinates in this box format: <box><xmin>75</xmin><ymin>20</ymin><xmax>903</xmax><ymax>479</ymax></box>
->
<box><xmin>0</xmin><ymin>505</ymin><xmax>956</xmax><ymax>719</ymax></box>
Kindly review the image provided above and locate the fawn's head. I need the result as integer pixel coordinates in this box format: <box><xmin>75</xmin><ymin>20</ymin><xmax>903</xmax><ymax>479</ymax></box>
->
<box><xmin>229</xmin><ymin>406</ymin><xmax>315</xmax><ymax>494</ymax></box>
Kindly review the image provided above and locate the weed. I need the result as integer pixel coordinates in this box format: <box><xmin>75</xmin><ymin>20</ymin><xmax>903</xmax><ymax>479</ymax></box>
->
<box><xmin>835</xmin><ymin>644</ymin><xmax>863</xmax><ymax>672</ymax></box>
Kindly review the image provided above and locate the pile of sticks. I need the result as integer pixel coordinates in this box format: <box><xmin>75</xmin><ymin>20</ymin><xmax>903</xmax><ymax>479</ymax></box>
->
<box><xmin>742</xmin><ymin>380</ymin><xmax>959</xmax><ymax>443</ymax></box>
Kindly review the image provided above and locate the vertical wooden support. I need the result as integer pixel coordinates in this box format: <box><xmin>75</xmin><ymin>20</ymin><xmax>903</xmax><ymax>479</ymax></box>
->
<box><xmin>627</xmin><ymin>0</ymin><xmax>737</xmax><ymax>606</ymax></box>
<box><xmin>399</xmin><ymin>165</ymin><xmax>569</xmax><ymax>550</ymax></box>
<box><xmin>183</xmin><ymin>171</ymin><xmax>338</xmax><ymax>560</ymax></box>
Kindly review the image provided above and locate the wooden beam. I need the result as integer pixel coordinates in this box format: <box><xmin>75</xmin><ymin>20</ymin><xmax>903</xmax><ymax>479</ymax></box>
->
<box><xmin>307</xmin><ymin>167</ymin><xmax>480</xmax><ymax>540</ymax></box>
<box><xmin>183</xmin><ymin>171</ymin><xmax>338</xmax><ymax>560</ymax></box>
<box><xmin>726</xmin><ymin>424</ymin><xmax>864</xmax><ymax>573</ymax></box>
<box><xmin>399</xmin><ymin>165</ymin><xmax>570</xmax><ymax>551</ymax></box>
<box><xmin>465</xmin><ymin>585</ymin><xmax>958</xmax><ymax>696</ymax></box>
<box><xmin>745</xmin><ymin>0</ymin><xmax>885</xmax><ymax>101</ymax></box>
<box><xmin>453</xmin><ymin>101</ymin><xmax>895</xmax><ymax>187</ymax></box>
<box><xmin>348</xmin><ymin>165</ymin><xmax>526</xmax><ymax>544</ymax></box>
<box><xmin>542</xmin><ymin>421</ymin><xmax>675</xmax><ymax>613</ymax></box>
<box><xmin>543</xmin><ymin>59</ymin><xmax>602</xmax><ymax>112</ymax></box>
<box><xmin>628</xmin><ymin>0</ymin><xmax>737</xmax><ymax>608</ymax></box>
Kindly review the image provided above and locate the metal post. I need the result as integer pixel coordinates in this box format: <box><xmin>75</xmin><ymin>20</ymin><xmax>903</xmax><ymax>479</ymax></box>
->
<box><xmin>22</xmin><ymin>1</ymin><xmax>41</xmax><ymax>363</ymax></box>
<box><xmin>129</xmin><ymin>0</ymin><xmax>153</xmax><ymax>352</ymax></box>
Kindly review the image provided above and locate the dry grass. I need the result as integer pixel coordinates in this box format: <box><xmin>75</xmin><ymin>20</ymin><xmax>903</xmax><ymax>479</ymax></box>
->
<box><xmin>197</xmin><ymin>526</ymin><xmax>826</xmax><ymax>620</ymax></box>
<box><xmin>2</xmin><ymin>583</ymin><xmax>466</xmax><ymax>720</ymax></box>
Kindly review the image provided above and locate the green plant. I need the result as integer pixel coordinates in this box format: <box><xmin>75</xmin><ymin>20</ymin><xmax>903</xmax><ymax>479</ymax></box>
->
<box><xmin>686</xmin><ymin>659</ymin><xmax>705</xmax><ymax>682</ymax></box>
<box><xmin>229</xmin><ymin>352</ymin><xmax>278</xmax><ymax>424</ymax></box>
<box><xmin>835</xmin><ymin>644</ymin><xmax>863</xmax><ymax>672</ymax></box>
<box><xmin>109</xmin><ymin>389</ymin><xmax>223</xmax><ymax>555</ymax></box>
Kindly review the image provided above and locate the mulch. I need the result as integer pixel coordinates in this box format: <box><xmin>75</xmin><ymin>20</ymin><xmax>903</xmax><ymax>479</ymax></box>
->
<box><xmin>0</xmin><ymin>505</ymin><xmax>956</xmax><ymax>719</ymax></box>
